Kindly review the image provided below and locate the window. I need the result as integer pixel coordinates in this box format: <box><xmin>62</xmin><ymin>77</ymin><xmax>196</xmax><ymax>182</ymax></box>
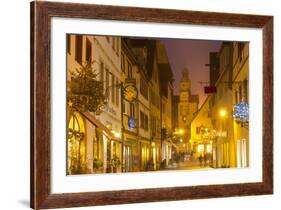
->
<box><xmin>235</xmin><ymin>90</ymin><xmax>238</xmax><ymax>104</ymax></box>
<box><xmin>75</xmin><ymin>35</ymin><xmax>83</xmax><ymax>65</ymax></box>
<box><xmin>127</xmin><ymin>61</ymin><xmax>132</xmax><ymax>78</ymax></box>
<box><xmin>111</xmin><ymin>74</ymin><xmax>115</xmax><ymax>104</ymax></box>
<box><xmin>155</xmin><ymin>95</ymin><xmax>160</xmax><ymax>108</ymax></box>
<box><xmin>115</xmin><ymin>77</ymin><xmax>119</xmax><ymax>106</ymax></box>
<box><xmin>130</xmin><ymin>103</ymin><xmax>135</xmax><ymax>117</ymax></box>
<box><xmin>126</xmin><ymin>101</ymin><xmax>130</xmax><ymax>115</ymax></box>
<box><xmin>67</xmin><ymin>35</ymin><xmax>71</xmax><ymax>54</ymax></box>
<box><xmin>239</xmin><ymin>85</ymin><xmax>242</xmax><ymax>103</ymax></box>
<box><xmin>99</xmin><ymin>61</ymin><xmax>104</xmax><ymax>88</ymax></box>
<box><xmin>156</xmin><ymin>119</ymin><xmax>160</xmax><ymax>135</ymax></box>
<box><xmin>140</xmin><ymin>111</ymin><xmax>148</xmax><ymax>130</ymax></box>
<box><xmin>121</xmin><ymin>53</ymin><xmax>125</xmax><ymax>72</ymax></box>
<box><xmin>140</xmin><ymin>111</ymin><xmax>148</xmax><ymax>131</ymax></box>
<box><xmin>243</xmin><ymin>79</ymin><xmax>248</xmax><ymax>102</ymax></box>
<box><xmin>180</xmin><ymin>105</ymin><xmax>189</xmax><ymax>115</ymax></box>
<box><xmin>112</xmin><ymin>37</ymin><xmax>116</xmax><ymax>51</ymax></box>
<box><xmin>123</xmin><ymin>101</ymin><xmax>126</xmax><ymax>114</ymax></box>
<box><xmin>85</xmin><ymin>38</ymin><xmax>92</xmax><ymax>62</ymax></box>
<box><xmin>144</xmin><ymin>115</ymin><xmax>148</xmax><ymax>130</ymax></box>
<box><xmin>238</xmin><ymin>43</ymin><xmax>244</xmax><ymax>62</ymax></box>
<box><xmin>105</xmin><ymin>68</ymin><xmax>109</xmax><ymax>98</ymax></box>
<box><xmin>140</xmin><ymin>111</ymin><xmax>144</xmax><ymax>129</ymax></box>
<box><xmin>140</xmin><ymin>75</ymin><xmax>148</xmax><ymax>99</ymax></box>
<box><xmin>196</xmin><ymin>127</ymin><xmax>201</xmax><ymax>134</ymax></box>
<box><xmin>116</xmin><ymin>38</ymin><xmax>119</xmax><ymax>55</ymax></box>
<box><xmin>151</xmin><ymin>116</ymin><xmax>156</xmax><ymax>135</ymax></box>
<box><xmin>162</xmin><ymin>103</ymin><xmax>166</xmax><ymax>114</ymax></box>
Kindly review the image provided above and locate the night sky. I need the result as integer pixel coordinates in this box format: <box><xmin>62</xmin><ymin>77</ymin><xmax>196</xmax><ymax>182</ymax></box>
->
<box><xmin>160</xmin><ymin>39</ymin><xmax>222</xmax><ymax>107</ymax></box>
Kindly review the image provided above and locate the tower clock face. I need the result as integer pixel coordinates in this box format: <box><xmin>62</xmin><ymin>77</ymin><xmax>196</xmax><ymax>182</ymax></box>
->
<box><xmin>181</xmin><ymin>83</ymin><xmax>186</xmax><ymax>89</ymax></box>
<box><xmin>180</xmin><ymin>82</ymin><xmax>189</xmax><ymax>90</ymax></box>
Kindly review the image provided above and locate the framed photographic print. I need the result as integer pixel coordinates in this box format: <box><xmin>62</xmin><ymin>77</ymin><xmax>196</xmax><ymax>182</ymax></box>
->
<box><xmin>30</xmin><ymin>1</ymin><xmax>273</xmax><ymax>209</ymax></box>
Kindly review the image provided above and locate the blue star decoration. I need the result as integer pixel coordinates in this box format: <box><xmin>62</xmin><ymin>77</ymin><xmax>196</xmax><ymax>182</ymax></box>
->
<box><xmin>233</xmin><ymin>101</ymin><xmax>249</xmax><ymax>126</ymax></box>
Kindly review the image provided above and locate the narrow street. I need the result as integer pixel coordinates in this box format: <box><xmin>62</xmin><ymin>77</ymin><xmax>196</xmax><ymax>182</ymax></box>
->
<box><xmin>162</xmin><ymin>160</ymin><xmax>212</xmax><ymax>171</ymax></box>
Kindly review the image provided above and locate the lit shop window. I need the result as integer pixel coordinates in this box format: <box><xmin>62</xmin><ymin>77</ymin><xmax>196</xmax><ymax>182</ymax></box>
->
<box><xmin>67</xmin><ymin>112</ymin><xmax>86</xmax><ymax>174</ymax></box>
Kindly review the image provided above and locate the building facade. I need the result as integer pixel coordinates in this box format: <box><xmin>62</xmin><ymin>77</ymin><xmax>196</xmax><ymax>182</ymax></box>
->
<box><xmin>121</xmin><ymin>38</ymin><xmax>142</xmax><ymax>172</ymax></box>
<box><xmin>67</xmin><ymin>35</ymin><xmax>178</xmax><ymax>174</ymax></box>
<box><xmin>67</xmin><ymin>34</ymin><xmax>123</xmax><ymax>174</ymax></box>
<box><xmin>157</xmin><ymin>41</ymin><xmax>174</xmax><ymax>167</ymax></box>
<box><xmin>190</xmin><ymin>41</ymin><xmax>249</xmax><ymax>169</ymax></box>
<box><xmin>231</xmin><ymin>42</ymin><xmax>249</xmax><ymax>168</ymax></box>
<box><xmin>190</xmin><ymin>96</ymin><xmax>214</xmax><ymax>163</ymax></box>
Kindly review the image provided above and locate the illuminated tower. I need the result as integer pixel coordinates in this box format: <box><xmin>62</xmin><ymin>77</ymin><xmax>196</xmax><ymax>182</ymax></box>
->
<box><xmin>178</xmin><ymin>67</ymin><xmax>199</xmax><ymax>151</ymax></box>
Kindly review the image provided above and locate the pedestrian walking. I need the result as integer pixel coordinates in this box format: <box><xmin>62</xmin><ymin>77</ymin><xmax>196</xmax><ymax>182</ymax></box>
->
<box><xmin>199</xmin><ymin>155</ymin><xmax>203</xmax><ymax>167</ymax></box>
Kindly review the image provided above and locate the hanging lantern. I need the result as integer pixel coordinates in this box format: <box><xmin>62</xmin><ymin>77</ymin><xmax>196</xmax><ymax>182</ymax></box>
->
<box><xmin>233</xmin><ymin>101</ymin><xmax>249</xmax><ymax>126</ymax></box>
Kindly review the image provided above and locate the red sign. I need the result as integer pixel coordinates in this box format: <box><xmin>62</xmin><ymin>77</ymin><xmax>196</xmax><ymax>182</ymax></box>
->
<box><xmin>204</xmin><ymin>86</ymin><xmax>217</xmax><ymax>94</ymax></box>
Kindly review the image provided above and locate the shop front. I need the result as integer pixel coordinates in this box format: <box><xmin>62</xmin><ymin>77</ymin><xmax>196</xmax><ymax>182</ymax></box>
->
<box><xmin>67</xmin><ymin>111</ymin><xmax>87</xmax><ymax>175</ymax></box>
<box><xmin>123</xmin><ymin>131</ymin><xmax>140</xmax><ymax>172</ymax></box>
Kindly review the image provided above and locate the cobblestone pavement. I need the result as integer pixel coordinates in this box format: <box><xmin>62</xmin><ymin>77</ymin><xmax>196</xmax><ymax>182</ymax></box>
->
<box><xmin>162</xmin><ymin>161</ymin><xmax>212</xmax><ymax>171</ymax></box>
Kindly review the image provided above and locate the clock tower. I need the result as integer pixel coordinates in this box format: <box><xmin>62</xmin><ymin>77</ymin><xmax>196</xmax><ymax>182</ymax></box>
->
<box><xmin>179</xmin><ymin>68</ymin><xmax>191</xmax><ymax>102</ymax></box>
<box><xmin>177</xmin><ymin>67</ymin><xmax>199</xmax><ymax>152</ymax></box>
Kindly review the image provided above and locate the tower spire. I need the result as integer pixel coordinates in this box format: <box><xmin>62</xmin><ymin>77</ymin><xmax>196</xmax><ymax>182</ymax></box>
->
<box><xmin>181</xmin><ymin>67</ymin><xmax>189</xmax><ymax>81</ymax></box>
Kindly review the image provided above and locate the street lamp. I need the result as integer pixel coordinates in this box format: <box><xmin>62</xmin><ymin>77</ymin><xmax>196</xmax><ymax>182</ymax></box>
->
<box><xmin>219</xmin><ymin>108</ymin><xmax>227</xmax><ymax>118</ymax></box>
<box><xmin>178</xmin><ymin>128</ymin><xmax>184</xmax><ymax>135</ymax></box>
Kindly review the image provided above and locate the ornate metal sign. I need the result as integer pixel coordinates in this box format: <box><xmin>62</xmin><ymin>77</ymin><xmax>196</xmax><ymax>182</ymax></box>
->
<box><xmin>123</xmin><ymin>79</ymin><xmax>138</xmax><ymax>102</ymax></box>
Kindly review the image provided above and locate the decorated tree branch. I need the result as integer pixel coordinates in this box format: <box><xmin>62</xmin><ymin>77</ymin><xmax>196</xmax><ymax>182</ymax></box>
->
<box><xmin>68</xmin><ymin>61</ymin><xmax>107</xmax><ymax>113</ymax></box>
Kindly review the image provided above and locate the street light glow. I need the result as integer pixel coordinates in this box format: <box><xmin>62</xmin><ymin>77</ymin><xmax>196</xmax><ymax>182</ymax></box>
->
<box><xmin>178</xmin><ymin>129</ymin><xmax>184</xmax><ymax>135</ymax></box>
<box><xmin>219</xmin><ymin>109</ymin><xmax>227</xmax><ymax>118</ymax></box>
<box><xmin>111</xmin><ymin>130</ymin><xmax>121</xmax><ymax>139</ymax></box>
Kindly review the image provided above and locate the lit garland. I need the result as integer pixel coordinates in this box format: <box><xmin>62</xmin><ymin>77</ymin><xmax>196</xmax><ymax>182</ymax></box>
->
<box><xmin>233</xmin><ymin>101</ymin><xmax>249</xmax><ymax>126</ymax></box>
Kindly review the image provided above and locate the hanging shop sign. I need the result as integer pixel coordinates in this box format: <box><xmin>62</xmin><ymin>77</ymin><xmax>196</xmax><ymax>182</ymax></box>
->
<box><xmin>204</xmin><ymin>86</ymin><xmax>217</xmax><ymax>94</ymax></box>
<box><xmin>123</xmin><ymin>79</ymin><xmax>138</xmax><ymax>102</ymax></box>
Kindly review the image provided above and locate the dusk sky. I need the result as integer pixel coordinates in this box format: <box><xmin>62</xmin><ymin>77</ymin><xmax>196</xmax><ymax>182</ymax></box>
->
<box><xmin>160</xmin><ymin>39</ymin><xmax>222</xmax><ymax>107</ymax></box>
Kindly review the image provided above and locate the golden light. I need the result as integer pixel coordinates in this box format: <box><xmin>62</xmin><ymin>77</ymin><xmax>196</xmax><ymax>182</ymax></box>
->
<box><xmin>178</xmin><ymin>129</ymin><xmax>184</xmax><ymax>135</ymax></box>
<box><xmin>197</xmin><ymin>144</ymin><xmax>204</xmax><ymax>153</ymax></box>
<box><xmin>219</xmin><ymin>109</ymin><xmax>227</xmax><ymax>118</ymax></box>
<box><xmin>206</xmin><ymin>144</ymin><xmax>212</xmax><ymax>153</ymax></box>
<box><xmin>180</xmin><ymin>138</ymin><xmax>183</xmax><ymax>143</ymax></box>
<box><xmin>114</xmin><ymin>132</ymin><xmax>121</xmax><ymax>139</ymax></box>
<box><xmin>111</xmin><ymin>130</ymin><xmax>121</xmax><ymax>139</ymax></box>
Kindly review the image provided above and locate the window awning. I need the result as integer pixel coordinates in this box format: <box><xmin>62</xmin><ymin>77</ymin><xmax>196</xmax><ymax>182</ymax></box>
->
<box><xmin>78</xmin><ymin>111</ymin><xmax>122</xmax><ymax>143</ymax></box>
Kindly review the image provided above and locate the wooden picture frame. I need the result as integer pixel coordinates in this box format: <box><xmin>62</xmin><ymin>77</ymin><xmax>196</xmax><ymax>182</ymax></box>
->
<box><xmin>31</xmin><ymin>1</ymin><xmax>273</xmax><ymax>209</ymax></box>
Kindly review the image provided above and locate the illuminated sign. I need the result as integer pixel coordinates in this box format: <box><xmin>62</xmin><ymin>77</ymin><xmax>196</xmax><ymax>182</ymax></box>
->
<box><xmin>128</xmin><ymin>116</ymin><xmax>136</xmax><ymax>129</ymax></box>
<box><xmin>123</xmin><ymin>79</ymin><xmax>138</xmax><ymax>103</ymax></box>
